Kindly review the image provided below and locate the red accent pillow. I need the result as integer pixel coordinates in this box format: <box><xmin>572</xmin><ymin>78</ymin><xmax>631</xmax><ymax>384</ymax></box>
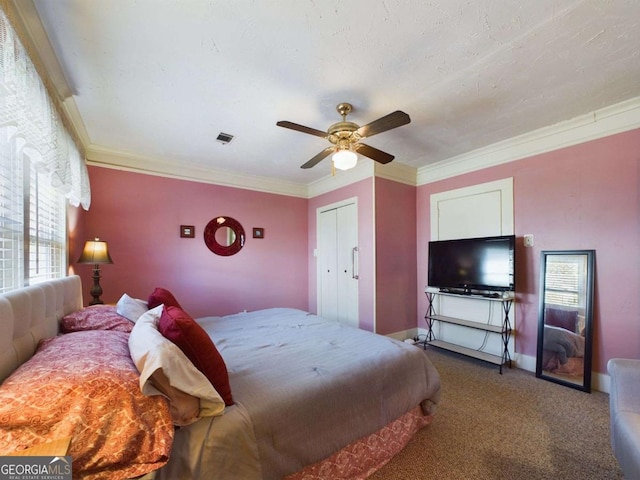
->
<box><xmin>148</xmin><ymin>287</ymin><xmax>182</xmax><ymax>310</ymax></box>
<box><xmin>158</xmin><ymin>306</ymin><xmax>233</xmax><ymax>405</ymax></box>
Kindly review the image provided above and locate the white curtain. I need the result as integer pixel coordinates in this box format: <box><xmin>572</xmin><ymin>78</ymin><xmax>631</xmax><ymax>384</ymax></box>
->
<box><xmin>0</xmin><ymin>9</ymin><xmax>90</xmax><ymax>210</ymax></box>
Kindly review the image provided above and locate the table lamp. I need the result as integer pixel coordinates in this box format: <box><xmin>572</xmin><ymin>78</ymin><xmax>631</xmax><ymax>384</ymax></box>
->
<box><xmin>77</xmin><ymin>238</ymin><xmax>113</xmax><ymax>305</ymax></box>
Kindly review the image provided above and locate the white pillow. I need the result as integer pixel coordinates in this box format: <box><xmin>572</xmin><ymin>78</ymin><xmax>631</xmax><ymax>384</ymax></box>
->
<box><xmin>128</xmin><ymin>305</ymin><xmax>225</xmax><ymax>419</ymax></box>
<box><xmin>116</xmin><ymin>293</ymin><xmax>149</xmax><ymax>322</ymax></box>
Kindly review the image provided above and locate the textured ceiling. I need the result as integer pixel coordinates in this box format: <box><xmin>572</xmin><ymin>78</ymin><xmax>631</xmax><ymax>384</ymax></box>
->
<box><xmin>22</xmin><ymin>0</ymin><xmax>640</xmax><ymax>186</ymax></box>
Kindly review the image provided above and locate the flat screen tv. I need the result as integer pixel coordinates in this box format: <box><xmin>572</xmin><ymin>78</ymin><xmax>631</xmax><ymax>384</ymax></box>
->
<box><xmin>428</xmin><ymin>235</ymin><xmax>515</xmax><ymax>293</ymax></box>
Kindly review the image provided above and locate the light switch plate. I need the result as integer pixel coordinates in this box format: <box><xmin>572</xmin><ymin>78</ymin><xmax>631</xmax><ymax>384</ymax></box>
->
<box><xmin>523</xmin><ymin>234</ymin><xmax>534</xmax><ymax>247</ymax></box>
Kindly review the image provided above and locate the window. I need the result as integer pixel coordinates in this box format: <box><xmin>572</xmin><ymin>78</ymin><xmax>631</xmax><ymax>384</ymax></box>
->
<box><xmin>0</xmin><ymin>130</ymin><xmax>23</xmax><ymax>291</ymax></box>
<box><xmin>543</xmin><ymin>255</ymin><xmax>588</xmax><ymax>308</ymax></box>
<box><xmin>0</xmin><ymin>137</ymin><xmax>66</xmax><ymax>293</ymax></box>
<box><xmin>27</xmin><ymin>156</ymin><xmax>66</xmax><ymax>285</ymax></box>
<box><xmin>0</xmin><ymin>9</ymin><xmax>89</xmax><ymax>293</ymax></box>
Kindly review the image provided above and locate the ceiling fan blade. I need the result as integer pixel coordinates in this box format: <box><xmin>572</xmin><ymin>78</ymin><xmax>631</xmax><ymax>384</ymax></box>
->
<box><xmin>354</xmin><ymin>143</ymin><xmax>395</xmax><ymax>164</ymax></box>
<box><xmin>356</xmin><ymin>111</ymin><xmax>411</xmax><ymax>138</ymax></box>
<box><xmin>277</xmin><ymin>121</ymin><xmax>328</xmax><ymax>139</ymax></box>
<box><xmin>300</xmin><ymin>146</ymin><xmax>335</xmax><ymax>169</ymax></box>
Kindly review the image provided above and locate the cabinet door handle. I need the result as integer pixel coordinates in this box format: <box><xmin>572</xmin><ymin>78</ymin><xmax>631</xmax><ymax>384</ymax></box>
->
<box><xmin>352</xmin><ymin>246</ymin><xmax>359</xmax><ymax>279</ymax></box>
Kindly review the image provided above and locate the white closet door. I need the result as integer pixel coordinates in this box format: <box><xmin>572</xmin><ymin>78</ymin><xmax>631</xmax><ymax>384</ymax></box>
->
<box><xmin>318</xmin><ymin>202</ymin><xmax>359</xmax><ymax>328</ymax></box>
<box><xmin>335</xmin><ymin>203</ymin><xmax>358</xmax><ymax>327</ymax></box>
<box><xmin>319</xmin><ymin>208</ymin><xmax>339</xmax><ymax>321</ymax></box>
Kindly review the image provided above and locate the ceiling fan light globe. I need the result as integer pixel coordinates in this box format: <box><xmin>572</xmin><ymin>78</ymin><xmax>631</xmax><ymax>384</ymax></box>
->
<box><xmin>332</xmin><ymin>150</ymin><xmax>357</xmax><ymax>170</ymax></box>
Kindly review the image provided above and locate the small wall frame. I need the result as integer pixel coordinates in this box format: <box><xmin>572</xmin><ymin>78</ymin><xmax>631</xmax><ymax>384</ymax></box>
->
<box><xmin>180</xmin><ymin>225</ymin><xmax>195</xmax><ymax>238</ymax></box>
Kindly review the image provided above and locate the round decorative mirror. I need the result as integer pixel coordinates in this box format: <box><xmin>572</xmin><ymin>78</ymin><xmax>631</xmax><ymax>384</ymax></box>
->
<box><xmin>204</xmin><ymin>216</ymin><xmax>245</xmax><ymax>256</ymax></box>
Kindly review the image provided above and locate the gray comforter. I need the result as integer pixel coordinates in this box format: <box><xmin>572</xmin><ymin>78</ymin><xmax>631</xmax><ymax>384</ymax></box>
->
<box><xmin>543</xmin><ymin>324</ymin><xmax>585</xmax><ymax>365</ymax></box>
<box><xmin>154</xmin><ymin>308</ymin><xmax>441</xmax><ymax>480</ymax></box>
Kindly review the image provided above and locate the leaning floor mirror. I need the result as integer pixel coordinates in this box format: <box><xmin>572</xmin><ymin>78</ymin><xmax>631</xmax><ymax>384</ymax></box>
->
<box><xmin>536</xmin><ymin>250</ymin><xmax>595</xmax><ymax>392</ymax></box>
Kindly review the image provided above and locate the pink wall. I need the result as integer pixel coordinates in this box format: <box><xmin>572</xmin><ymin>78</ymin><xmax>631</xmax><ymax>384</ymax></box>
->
<box><xmin>375</xmin><ymin>178</ymin><xmax>417</xmax><ymax>335</ymax></box>
<box><xmin>73</xmin><ymin>166</ymin><xmax>309</xmax><ymax>318</ymax></box>
<box><xmin>73</xmin><ymin>127</ymin><xmax>639</xmax><ymax>374</ymax></box>
<box><xmin>307</xmin><ymin>179</ymin><xmax>375</xmax><ymax>331</ymax></box>
<box><xmin>417</xmin><ymin>128</ymin><xmax>640</xmax><ymax>373</ymax></box>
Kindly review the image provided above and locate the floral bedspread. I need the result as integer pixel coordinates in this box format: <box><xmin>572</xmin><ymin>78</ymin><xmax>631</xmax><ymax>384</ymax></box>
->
<box><xmin>0</xmin><ymin>330</ymin><xmax>174</xmax><ymax>480</ymax></box>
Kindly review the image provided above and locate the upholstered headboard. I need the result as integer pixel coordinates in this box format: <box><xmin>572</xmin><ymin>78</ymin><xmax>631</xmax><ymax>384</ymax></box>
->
<box><xmin>0</xmin><ymin>275</ymin><xmax>83</xmax><ymax>383</ymax></box>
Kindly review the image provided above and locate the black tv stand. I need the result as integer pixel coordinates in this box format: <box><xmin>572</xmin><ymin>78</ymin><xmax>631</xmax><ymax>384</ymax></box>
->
<box><xmin>420</xmin><ymin>289</ymin><xmax>513</xmax><ymax>373</ymax></box>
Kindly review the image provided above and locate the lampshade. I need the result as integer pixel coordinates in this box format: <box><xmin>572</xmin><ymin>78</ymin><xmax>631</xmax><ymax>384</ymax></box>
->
<box><xmin>78</xmin><ymin>238</ymin><xmax>113</xmax><ymax>265</ymax></box>
<box><xmin>332</xmin><ymin>149</ymin><xmax>358</xmax><ymax>170</ymax></box>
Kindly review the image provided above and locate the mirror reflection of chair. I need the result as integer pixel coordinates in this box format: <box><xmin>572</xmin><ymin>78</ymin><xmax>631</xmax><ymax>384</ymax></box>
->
<box><xmin>535</xmin><ymin>250</ymin><xmax>595</xmax><ymax>392</ymax></box>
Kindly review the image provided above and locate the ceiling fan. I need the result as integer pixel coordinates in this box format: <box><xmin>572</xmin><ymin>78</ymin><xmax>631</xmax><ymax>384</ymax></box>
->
<box><xmin>276</xmin><ymin>103</ymin><xmax>411</xmax><ymax>170</ymax></box>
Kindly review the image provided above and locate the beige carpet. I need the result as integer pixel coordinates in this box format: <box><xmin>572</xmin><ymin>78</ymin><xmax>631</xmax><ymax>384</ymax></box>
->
<box><xmin>370</xmin><ymin>348</ymin><xmax>623</xmax><ymax>480</ymax></box>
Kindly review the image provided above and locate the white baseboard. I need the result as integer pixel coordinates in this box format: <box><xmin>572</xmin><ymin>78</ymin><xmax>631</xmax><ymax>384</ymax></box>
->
<box><xmin>394</xmin><ymin>328</ymin><xmax>610</xmax><ymax>394</ymax></box>
<box><xmin>514</xmin><ymin>353</ymin><xmax>610</xmax><ymax>393</ymax></box>
<box><xmin>386</xmin><ymin>328</ymin><xmax>419</xmax><ymax>342</ymax></box>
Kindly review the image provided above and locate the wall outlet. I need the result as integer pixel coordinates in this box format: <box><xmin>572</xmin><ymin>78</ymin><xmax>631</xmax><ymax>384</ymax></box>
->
<box><xmin>523</xmin><ymin>234</ymin><xmax>534</xmax><ymax>247</ymax></box>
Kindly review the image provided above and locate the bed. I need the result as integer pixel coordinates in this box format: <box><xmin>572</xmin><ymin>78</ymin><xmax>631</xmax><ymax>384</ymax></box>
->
<box><xmin>541</xmin><ymin>307</ymin><xmax>586</xmax><ymax>376</ymax></box>
<box><xmin>0</xmin><ymin>276</ymin><xmax>441</xmax><ymax>479</ymax></box>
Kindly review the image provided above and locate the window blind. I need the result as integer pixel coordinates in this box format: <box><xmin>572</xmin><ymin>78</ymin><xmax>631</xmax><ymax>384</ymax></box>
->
<box><xmin>27</xmin><ymin>156</ymin><xmax>66</xmax><ymax>285</ymax></box>
<box><xmin>544</xmin><ymin>256</ymin><xmax>586</xmax><ymax>308</ymax></box>
<box><xmin>0</xmin><ymin>130</ymin><xmax>23</xmax><ymax>293</ymax></box>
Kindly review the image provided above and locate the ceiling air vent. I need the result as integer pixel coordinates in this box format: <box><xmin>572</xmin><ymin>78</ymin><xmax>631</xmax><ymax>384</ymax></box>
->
<box><xmin>216</xmin><ymin>132</ymin><xmax>234</xmax><ymax>144</ymax></box>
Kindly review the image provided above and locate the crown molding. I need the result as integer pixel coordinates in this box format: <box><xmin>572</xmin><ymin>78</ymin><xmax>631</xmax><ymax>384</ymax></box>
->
<box><xmin>88</xmin><ymin>143</ymin><xmax>414</xmax><ymax>199</ymax></box>
<box><xmin>417</xmin><ymin>96</ymin><xmax>640</xmax><ymax>185</ymax></box>
<box><xmin>88</xmin><ymin>143</ymin><xmax>416</xmax><ymax>199</ymax></box>
<box><xmin>374</xmin><ymin>161</ymin><xmax>417</xmax><ymax>186</ymax></box>
<box><xmin>306</xmin><ymin>159</ymin><xmax>417</xmax><ymax>198</ymax></box>
<box><xmin>306</xmin><ymin>161</ymin><xmax>374</xmax><ymax>198</ymax></box>
<box><xmin>60</xmin><ymin>96</ymin><xmax>91</xmax><ymax>147</ymax></box>
<box><xmin>85</xmin><ymin>144</ymin><xmax>309</xmax><ymax>198</ymax></box>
